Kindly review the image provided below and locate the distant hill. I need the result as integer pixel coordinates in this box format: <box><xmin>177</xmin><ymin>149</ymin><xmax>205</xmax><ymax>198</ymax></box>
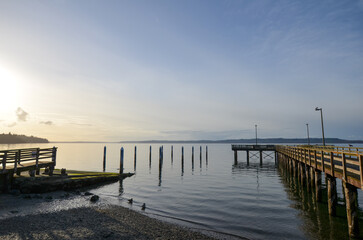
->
<box><xmin>0</xmin><ymin>133</ymin><xmax>49</xmax><ymax>144</ymax></box>
<box><xmin>120</xmin><ymin>138</ymin><xmax>363</xmax><ymax>144</ymax></box>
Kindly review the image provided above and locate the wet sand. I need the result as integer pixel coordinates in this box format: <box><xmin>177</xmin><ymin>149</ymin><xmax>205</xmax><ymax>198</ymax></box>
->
<box><xmin>0</xmin><ymin>205</ymin><xmax>217</xmax><ymax>239</ymax></box>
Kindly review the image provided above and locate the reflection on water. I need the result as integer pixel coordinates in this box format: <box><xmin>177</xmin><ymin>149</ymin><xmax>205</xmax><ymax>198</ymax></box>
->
<box><xmin>1</xmin><ymin>143</ymin><xmax>363</xmax><ymax>239</ymax></box>
<box><xmin>278</xmin><ymin>160</ymin><xmax>359</xmax><ymax>240</ymax></box>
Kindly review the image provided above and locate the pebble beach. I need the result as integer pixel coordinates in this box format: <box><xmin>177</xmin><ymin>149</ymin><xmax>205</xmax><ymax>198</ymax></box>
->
<box><xmin>0</xmin><ymin>205</ymin><xmax>218</xmax><ymax>240</ymax></box>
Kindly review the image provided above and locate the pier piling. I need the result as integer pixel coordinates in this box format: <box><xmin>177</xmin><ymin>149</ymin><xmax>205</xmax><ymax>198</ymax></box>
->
<box><xmin>182</xmin><ymin>146</ymin><xmax>184</xmax><ymax>162</ymax></box>
<box><xmin>134</xmin><ymin>146</ymin><xmax>137</xmax><ymax>170</ymax></box>
<box><xmin>171</xmin><ymin>145</ymin><xmax>173</xmax><ymax>162</ymax></box>
<box><xmin>149</xmin><ymin>146</ymin><xmax>152</xmax><ymax>165</ymax></box>
<box><xmin>326</xmin><ymin>174</ymin><xmax>337</xmax><ymax>216</ymax></box>
<box><xmin>103</xmin><ymin>146</ymin><xmax>106</xmax><ymax>172</ymax></box>
<box><xmin>192</xmin><ymin>146</ymin><xmax>194</xmax><ymax>163</ymax></box>
<box><xmin>120</xmin><ymin>147</ymin><xmax>124</xmax><ymax>174</ymax></box>
<box><xmin>344</xmin><ymin>182</ymin><xmax>359</xmax><ymax>237</ymax></box>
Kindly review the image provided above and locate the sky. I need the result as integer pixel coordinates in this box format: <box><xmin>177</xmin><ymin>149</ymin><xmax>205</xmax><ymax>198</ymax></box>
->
<box><xmin>0</xmin><ymin>0</ymin><xmax>363</xmax><ymax>141</ymax></box>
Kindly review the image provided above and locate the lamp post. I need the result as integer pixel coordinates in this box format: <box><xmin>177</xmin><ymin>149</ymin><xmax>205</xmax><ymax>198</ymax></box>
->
<box><xmin>306</xmin><ymin>123</ymin><xmax>310</xmax><ymax>145</ymax></box>
<box><xmin>255</xmin><ymin>124</ymin><xmax>258</xmax><ymax>145</ymax></box>
<box><xmin>315</xmin><ymin>107</ymin><xmax>325</xmax><ymax>146</ymax></box>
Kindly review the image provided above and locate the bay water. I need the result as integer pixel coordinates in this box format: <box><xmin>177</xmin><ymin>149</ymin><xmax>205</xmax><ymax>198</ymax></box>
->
<box><xmin>1</xmin><ymin>143</ymin><xmax>363</xmax><ymax>239</ymax></box>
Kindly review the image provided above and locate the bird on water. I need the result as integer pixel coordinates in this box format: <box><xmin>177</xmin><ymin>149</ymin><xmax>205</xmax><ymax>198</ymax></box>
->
<box><xmin>142</xmin><ymin>203</ymin><xmax>146</xmax><ymax>210</ymax></box>
<box><xmin>128</xmin><ymin>198</ymin><xmax>133</xmax><ymax>204</ymax></box>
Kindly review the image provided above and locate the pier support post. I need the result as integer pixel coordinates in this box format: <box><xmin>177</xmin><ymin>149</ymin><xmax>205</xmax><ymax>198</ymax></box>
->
<box><xmin>134</xmin><ymin>146</ymin><xmax>137</xmax><ymax>170</ymax></box>
<box><xmin>297</xmin><ymin>161</ymin><xmax>301</xmax><ymax>183</ymax></box>
<box><xmin>343</xmin><ymin>182</ymin><xmax>359</xmax><ymax>238</ymax></box>
<box><xmin>192</xmin><ymin>146</ymin><xmax>194</xmax><ymax>162</ymax></box>
<box><xmin>200</xmin><ymin>146</ymin><xmax>202</xmax><ymax>162</ymax></box>
<box><xmin>260</xmin><ymin>151</ymin><xmax>263</xmax><ymax>165</ymax></box>
<box><xmin>310</xmin><ymin>167</ymin><xmax>315</xmax><ymax>190</ymax></box>
<box><xmin>300</xmin><ymin>163</ymin><xmax>305</xmax><ymax>186</ymax></box>
<box><xmin>246</xmin><ymin>151</ymin><xmax>249</xmax><ymax>165</ymax></box>
<box><xmin>305</xmin><ymin>165</ymin><xmax>311</xmax><ymax>192</ymax></box>
<box><xmin>120</xmin><ymin>147</ymin><xmax>124</xmax><ymax>174</ymax></box>
<box><xmin>206</xmin><ymin>146</ymin><xmax>208</xmax><ymax>163</ymax></box>
<box><xmin>182</xmin><ymin>146</ymin><xmax>184</xmax><ymax>162</ymax></box>
<box><xmin>103</xmin><ymin>146</ymin><xmax>106</xmax><ymax>172</ymax></box>
<box><xmin>326</xmin><ymin>174</ymin><xmax>337</xmax><ymax>216</ymax></box>
<box><xmin>159</xmin><ymin>147</ymin><xmax>163</xmax><ymax>170</ymax></box>
<box><xmin>149</xmin><ymin>146</ymin><xmax>152</xmax><ymax>165</ymax></box>
<box><xmin>315</xmin><ymin>169</ymin><xmax>322</xmax><ymax>202</ymax></box>
<box><xmin>234</xmin><ymin>151</ymin><xmax>238</xmax><ymax>165</ymax></box>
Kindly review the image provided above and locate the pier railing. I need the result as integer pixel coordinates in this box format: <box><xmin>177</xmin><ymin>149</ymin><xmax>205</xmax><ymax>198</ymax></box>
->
<box><xmin>0</xmin><ymin>147</ymin><xmax>57</xmax><ymax>175</ymax></box>
<box><xmin>276</xmin><ymin>145</ymin><xmax>363</xmax><ymax>189</ymax></box>
<box><xmin>294</xmin><ymin>145</ymin><xmax>363</xmax><ymax>154</ymax></box>
<box><xmin>232</xmin><ymin>145</ymin><xmax>276</xmax><ymax>151</ymax></box>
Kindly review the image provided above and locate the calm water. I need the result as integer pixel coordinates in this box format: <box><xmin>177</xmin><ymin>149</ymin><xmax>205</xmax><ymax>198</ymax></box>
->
<box><xmin>1</xmin><ymin>143</ymin><xmax>363</xmax><ymax>239</ymax></box>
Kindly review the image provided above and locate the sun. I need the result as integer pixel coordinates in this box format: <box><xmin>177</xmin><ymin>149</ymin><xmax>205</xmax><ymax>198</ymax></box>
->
<box><xmin>0</xmin><ymin>65</ymin><xmax>20</xmax><ymax>114</ymax></box>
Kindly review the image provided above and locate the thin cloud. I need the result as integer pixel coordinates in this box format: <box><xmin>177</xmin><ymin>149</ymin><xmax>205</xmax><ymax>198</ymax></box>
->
<box><xmin>7</xmin><ymin>122</ymin><xmax>17</xmax><ymax>127</ymax></box>
<box><xmin>40</xmin><ymin>121</ymin><xmax>53</xmax><ymax>125</ymax></box>
<box><xmin>16</xmin><ymin>107</ymin><xmax>28</xmax><ymax>121</ymax></box>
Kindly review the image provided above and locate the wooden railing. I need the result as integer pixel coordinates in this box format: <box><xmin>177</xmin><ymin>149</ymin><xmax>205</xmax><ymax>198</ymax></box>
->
<box><xmin>0</xmin><ymin>147</ymin><xmax>57</xmax><ymax>174</ymax></box>
<box><xmin>276</xmin><ymin>145</ymin><xmax>363</xmax><ymax>189</ymax></box>
<box><xmin>232</xmin><ymin>145</ymin><xmax>276</xmax><ymax>151</ymax></box>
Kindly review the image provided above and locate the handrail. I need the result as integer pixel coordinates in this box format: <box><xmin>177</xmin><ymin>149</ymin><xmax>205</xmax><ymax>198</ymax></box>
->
<box><xmin>276</xmin><ymin>145</ymin><xmax>363</xmax><ymax>189</ymax></box>
<box><xmin>0</xmin><ymin>147</ymin><xmax>57</xmax><ymax>173</ymax></box>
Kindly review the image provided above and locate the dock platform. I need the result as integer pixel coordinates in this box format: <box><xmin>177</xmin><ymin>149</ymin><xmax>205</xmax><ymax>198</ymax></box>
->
<box><xmin>232</xmin><ymin>144</ymin><xmax>276</xmax><ymax>165</ymax></box>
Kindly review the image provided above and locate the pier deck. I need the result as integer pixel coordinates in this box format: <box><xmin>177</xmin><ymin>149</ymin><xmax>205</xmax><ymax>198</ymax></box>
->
<box><xmin>0</xmin><ymin>147</ymin><xmax>57</xmax><ymax>192</ymax></box>
<box><xmin>232</xmin><ymin>144</ymin><xmax>276</xmax><ymax>165</ymax></box>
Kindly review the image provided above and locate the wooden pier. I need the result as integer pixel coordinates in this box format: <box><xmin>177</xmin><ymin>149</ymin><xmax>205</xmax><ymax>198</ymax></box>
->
<box><xmin>0</xmin><ymin>147</ymin><xmax>57</xmax><ymax>192</ymax></box>
<box><xmin>276</xmin><ymin>145</ymin><xmax>363</xmax><ymax>238</ymax></box>
<box><xmin>232</xmin><ymin>144</ymin><xmax>276</xmax><ymax>165</ymax></box>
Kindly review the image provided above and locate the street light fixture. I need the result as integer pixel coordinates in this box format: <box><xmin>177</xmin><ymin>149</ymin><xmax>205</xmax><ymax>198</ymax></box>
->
<box><xmin>315</xmin><ymin>107</ymin><xmax>325</xmax><ymax>146</ymax></box>
<box><xmin>255</xmin><ymin>124</ymin><xmax>258</xmax><ymax>145</ymax></box>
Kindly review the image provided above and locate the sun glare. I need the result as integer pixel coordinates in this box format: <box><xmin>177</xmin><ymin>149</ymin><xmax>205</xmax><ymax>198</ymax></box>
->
<box><xmin>0</xmin><ymin>66</ymin><xmax>20</xmax><ymax>113</ymax></box>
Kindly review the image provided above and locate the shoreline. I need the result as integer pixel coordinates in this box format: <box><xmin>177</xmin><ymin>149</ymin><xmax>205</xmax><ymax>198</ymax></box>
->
<box><xmin>0</xmin><ymin>204</ymin><xmax>219</xmax><ymax>240</ymax></box>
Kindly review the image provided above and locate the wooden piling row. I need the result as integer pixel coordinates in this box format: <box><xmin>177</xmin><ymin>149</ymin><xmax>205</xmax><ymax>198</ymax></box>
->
<box><xmin>276</xmin><ymin>145</ymin><xmax>363</xmax><ymax>238</ymax></box>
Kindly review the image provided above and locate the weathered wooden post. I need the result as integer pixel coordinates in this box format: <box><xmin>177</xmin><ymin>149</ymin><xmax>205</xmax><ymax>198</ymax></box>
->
<box><xmin>344</xmin><ymin>182</ymin><xmax>359</xmax><ymax>237</ymax></box>
<box><xmin>161</xmin><ymin>145</ymin><xmax>163</xmax><ymax>161</ymax></box>
<box><xmin>35</xmin><ymin>148</ymin><xmax>40</xmax><ymax>175</ymax></box>
<box><xmin>149</xmin><ymin>145</ymin><xmax>152</xmax><ymax>165</ymax></box>
<box><xmin>234</xmin><ymin>151</ymin><xmax>238</xmax><ymax>165</ymax></box>
<box><xmin>159</xmin><ymin>146</ymin><xmax>163</xmax><ymax>170</ymax></box>
<box><xmin>52</xmin><ymin>146</ymin><xmax>57</xmax><ymax>165</ymax></box>
<box><xmin>200</xmin><ymin>146</ymin><xmax>202</xmax><ymax>162</ymax></box>
<box><xmin>326</xmin><ymin>174</ymin><xmax>337</xmax><ymax>216</ymax></box>
<box><xmin>120</xmin><ymin>147</ymin><xmax>124</xmax><ymax>174</ymax></box>
<box><xmin>246</xmin><ymin>150</ymin><xmax>250</xmax><ymax>165</ymax></box>
<box><xmin>192</xmin><ymin>146</ymin><xmax>194</xmax><ymax>163</ymax></box>
<box><xmin>297</xmin><ymin>161</ymin><xmax>301</xmax><ymax>183</ymax></box>
<box><xmin>300</xmin><ymin>163</ymin><xmax>305</xmax><ymax>186</ymax></box>
<box><xmin>259</xmin><ymin>151</ymin><xmax>263</xmax><ymax>165</ymax></box>
<box><xmin>103</xmin><ymin>146</ymin><xmax>106</xmax><ymax>172</ymax></box>
<box><xmin>134</xmin><ymin>146</ymin><xmax>137</xmax><ymax>170</ymax></box>
<box><xmin>171</xmin><ymin>145</ymin><xmax>173</xmax><ymax>162</ymax></box>
<box><xmin>310</xmin><ymin>167</ymin><xmax>315</xmax><ymax>190</ymax></box>
<box><xmin>315</xmin><ymin>170</ymin><xmax>322</xmax><ymax>202</ymax></box>
<box><xmin>206</xmin><ymin>146</ymin><xmax>208</xmax><ymax>163</ymax></box>
<box><xmin>181</xmin><ymin>146</ymin><xmax>184</xmax><ymax>174</ymax></box>
<box><xmin>182</xmin><ymin>146</ymin><xmax>184</xmax><ymax>162</ymax></box>
<box><xmin>305</xmin><ymin>165</ymin><xmax>311</xmax><ymax>192</ymax></box>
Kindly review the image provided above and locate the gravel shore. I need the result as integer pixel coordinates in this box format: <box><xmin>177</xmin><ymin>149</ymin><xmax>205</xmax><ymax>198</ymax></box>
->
<box><xmin>0</xmin><ymin>205</ymin><xmax>217</xmax><ymax>240</ymax></box>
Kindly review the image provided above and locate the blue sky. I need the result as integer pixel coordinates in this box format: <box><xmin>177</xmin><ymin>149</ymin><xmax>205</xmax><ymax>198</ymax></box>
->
<box><xmin>0</xmin><ymin>0</ymin><xmax>362</xmax><ymax>141</ymax></box>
